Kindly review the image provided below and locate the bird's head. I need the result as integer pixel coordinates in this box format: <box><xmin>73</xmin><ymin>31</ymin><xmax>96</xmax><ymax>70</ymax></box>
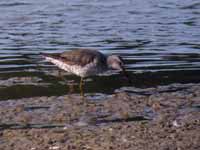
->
<box><xmin>107</xmin><ymin>55</ymin><xmax>124</xmax><ymax>71</ymax></box>
<box><xmin>107</xmin><ymin>55</ymin><xmax>132</xmax><ymax>84</ymax></box>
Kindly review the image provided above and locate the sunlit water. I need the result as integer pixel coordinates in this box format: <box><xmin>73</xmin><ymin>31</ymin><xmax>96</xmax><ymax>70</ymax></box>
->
<box><xmin>0</xmin><ymin>0</ymin><xmax>200</xmax><ymax>99</ymax></box>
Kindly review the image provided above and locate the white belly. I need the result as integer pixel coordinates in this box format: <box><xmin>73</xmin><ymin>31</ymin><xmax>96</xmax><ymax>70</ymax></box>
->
<box><xmin>45</xmin><ymin>57</ymin><xmax>105</xmax><ymax>77</ymax></box>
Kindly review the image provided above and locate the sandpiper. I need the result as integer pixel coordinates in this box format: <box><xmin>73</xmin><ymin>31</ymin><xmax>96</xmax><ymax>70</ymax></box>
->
<box><xmin>41</xmin><ymin>49</ymin><xmax>131</xmax><ymax>95</ymax></box>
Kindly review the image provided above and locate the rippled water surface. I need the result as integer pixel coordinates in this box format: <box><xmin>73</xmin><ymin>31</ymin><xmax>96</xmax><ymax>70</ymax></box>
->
<box><xmin>0</xmin><ymin>0</ymin><xmax>200</xmax><ymax>99</ymax></box>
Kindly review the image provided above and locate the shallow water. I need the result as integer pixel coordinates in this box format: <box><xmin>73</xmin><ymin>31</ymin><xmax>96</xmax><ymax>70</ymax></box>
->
<box><xmin>0</xmin><ymin>0</ymin><xmax>200</xmax><ymax>99</ymax></box>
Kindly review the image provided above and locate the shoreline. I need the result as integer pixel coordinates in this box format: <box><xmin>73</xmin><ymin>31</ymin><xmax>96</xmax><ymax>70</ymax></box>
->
<box><xmin>0</xmin><ymin>83</ymin><xmax>199</xmax><ymax>149</ymax></box>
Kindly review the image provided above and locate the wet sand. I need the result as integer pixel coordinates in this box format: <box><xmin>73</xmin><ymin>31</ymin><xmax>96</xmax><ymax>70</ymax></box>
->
<box><xmin>0</xmin><ymin>81</ymin><xmax>199</xmax><ymax>150</ymax></box>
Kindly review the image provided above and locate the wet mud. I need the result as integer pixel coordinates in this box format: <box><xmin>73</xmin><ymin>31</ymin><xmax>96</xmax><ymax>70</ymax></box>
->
<box><xmin>0</xmin><ymin>82</ymin><xmax>199</xmax><ymax>150</ymax></box>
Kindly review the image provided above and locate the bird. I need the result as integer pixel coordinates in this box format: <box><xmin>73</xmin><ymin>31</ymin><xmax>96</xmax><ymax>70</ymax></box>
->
<box><xmin>41</xmin><ymin>49</ymin><xmax>131</xmax><ymax>96</ymax></box>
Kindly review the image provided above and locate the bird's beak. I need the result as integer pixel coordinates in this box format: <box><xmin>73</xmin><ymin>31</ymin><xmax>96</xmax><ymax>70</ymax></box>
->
<box><xmin>121</xmin><ymin>66</ymin><xmax>132</xmax><ymax>85</ymax></box>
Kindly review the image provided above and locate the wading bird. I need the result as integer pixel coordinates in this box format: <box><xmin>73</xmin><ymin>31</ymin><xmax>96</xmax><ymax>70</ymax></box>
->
<box><xmin>41</xmin><ymin>49</ymin><xmax>131</xmax><ymax>96</ymax></box>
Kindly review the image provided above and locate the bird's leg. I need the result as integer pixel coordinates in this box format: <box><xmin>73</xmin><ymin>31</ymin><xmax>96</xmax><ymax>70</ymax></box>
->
<box><xmin>57</xmin><ymin>70</ymin><xmax>63</xmax><ymax>80</ymax></box>
<box><xmin>58</xmin><ymin>70</ymin><xmax>62</xmax><ymax>78</ymax></box>
<box><xmin>58</xmin><ymin>70</ymin><xmax>66</xmax><ymax>81</ymax></box>
<box><xmin>57</xmin><ymin>70</ymin><xmax>76</xmax><ymax>94</ymax></box>
<box><xmin>58</xmin><ymin>70</ymin><xmax>68</xmax><ymax>82</ymax></box>
<box><xmin>79</xmin><ymin>77</ymin><xmax>84</xmax><ymax>97</ymax></box>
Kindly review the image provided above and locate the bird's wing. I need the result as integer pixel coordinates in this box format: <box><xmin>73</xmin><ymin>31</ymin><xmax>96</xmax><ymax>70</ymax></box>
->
<box><xmin>42</xmin><ymin>49</ymin><xmax>106</xmax><ymax>66</ymax></box>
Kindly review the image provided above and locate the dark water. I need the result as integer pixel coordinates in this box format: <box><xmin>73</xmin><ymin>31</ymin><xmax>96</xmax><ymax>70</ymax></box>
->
<box><xmin>0</xmin><ymin>0</ymin><xmax>200</xmax><ymax>99</ymax></box>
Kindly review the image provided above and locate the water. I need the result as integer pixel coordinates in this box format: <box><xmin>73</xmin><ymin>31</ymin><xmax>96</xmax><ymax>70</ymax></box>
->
<box><xmin>0</xmin><ymin>0</ymin><xmax>200</xmax><ymax>99</ymax></box>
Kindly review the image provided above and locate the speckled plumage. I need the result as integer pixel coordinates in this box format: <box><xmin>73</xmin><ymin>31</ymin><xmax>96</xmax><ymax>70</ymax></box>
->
<box><xmin>41</xmin><ymin>49</ymin><xmax>130</xmax><ymax>96</ymax></box>
<box><xmin>42</xmin><ymin>49</ymin><xmax>108</xmax><ymax>77</ymax></box>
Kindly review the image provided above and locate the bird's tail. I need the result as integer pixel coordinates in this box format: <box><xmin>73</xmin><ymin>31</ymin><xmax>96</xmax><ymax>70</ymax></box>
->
<box><xmin>39</xmin><ymin>52</ymin><xmax>60</xmax><ymax>59</ymax></box>
<box><xmin>40</xmin><ymin>52</ymin><xmax>52</xmax><ymax>57</ymax></box>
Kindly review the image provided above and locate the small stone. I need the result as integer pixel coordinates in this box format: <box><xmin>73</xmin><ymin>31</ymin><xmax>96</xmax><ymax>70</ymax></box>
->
<box><xmin>49</xmin><ymin>146</ymin><xmax>60</xmax><ymax>150</ymax></box>
<box><xmin>172</xmin><ymin>120</ymin><xmax>180</xmax><ymax>127</ymax></box>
